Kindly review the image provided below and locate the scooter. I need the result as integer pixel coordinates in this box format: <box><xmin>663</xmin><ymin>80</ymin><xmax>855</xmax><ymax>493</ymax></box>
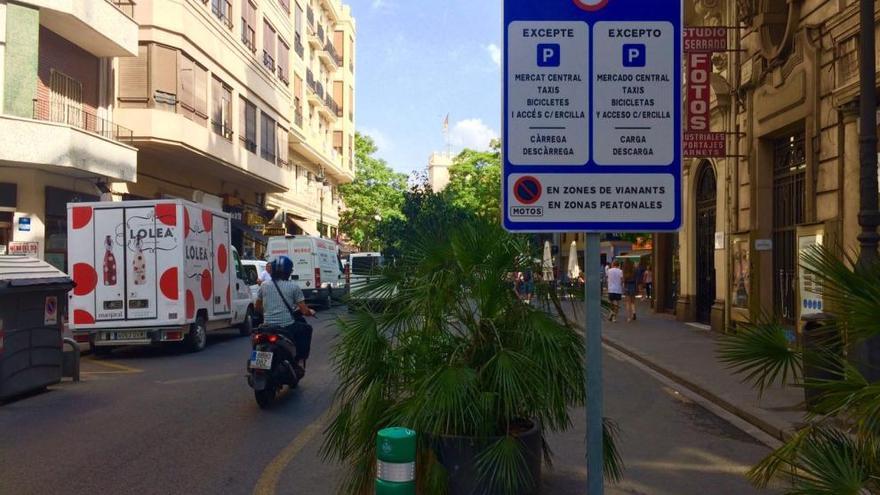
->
<box><xmin>246</xmin><ymin>326</ymin><xmax>303</xmax><ymax>409</ymax></box>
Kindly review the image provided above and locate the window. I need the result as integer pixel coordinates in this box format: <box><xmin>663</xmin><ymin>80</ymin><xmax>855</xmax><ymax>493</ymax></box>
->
<box><xmin>278</xmin><ymin>125</ymin><xmax>289</xmax><ymax>166</ymax></box>
<box><xmin>294</xmin><ymin>5</ymin><xmax>304</xmax><ymax>58</ymax></box>
<box><xmin>211</xmin><ymin>0</ymin><xmax>232</xmax><ymax>29</ymax></box>
<box><xmin>241</xmin><ymin>1</ymin><xmax>256</xmax><ymax>53</ymax></box>
<box><xmin>151</xmin><ymin>44</ymin><xmax>178</xmax><ymax>109</ymax></box>
<box><xmin>260</xmin><ymin>111</ymin><xmax>277</xmax><ymax>163</ymax></box>
<box><xmin>240</xmin><ymin>97</ymin><xmax>257</xmax><ymax>152</ymax></box>
<box><xmin>278</xmin><ymin>39</ymin><xmax>290</xmax><ymax>84</ymax></box>
<box><xmin>211</xmin><ymin>76</ymin><xmax>232</xmax><ymax>140</ymax></box>
<box><xmin>293</xmin><ymin>75</ymin><xmax>303</xmax><ymax>127</ymax></box>
<box><xmin>49</xmin><ymin>70</ymin><xmax>83</xmax><ymax>127</ymax></box>
<box><xmin>178</xmin><ymin>53</ymin><xmax>207</xmax><ymax>126</ymax></box>
<box><xmin>263</xmin><ymin>21</ymin><xmax>276</xmax><ymax>72</ymax></box>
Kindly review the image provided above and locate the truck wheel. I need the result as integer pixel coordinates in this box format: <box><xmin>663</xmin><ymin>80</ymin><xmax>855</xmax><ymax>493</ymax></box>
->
<box><xmin>239</xmin><ymin>308</ymin><xmax>254</xmax><ymax>337</ymax></box>
<box><xmin>186</xmin><ymin>315</ymin><xmax>207</xmax><ymax>352</ymax></box>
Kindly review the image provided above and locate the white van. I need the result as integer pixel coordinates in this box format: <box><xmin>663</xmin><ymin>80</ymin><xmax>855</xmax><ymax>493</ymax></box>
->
<box><xmin>266</xmin><ymin>235</ymin><xmax>345</xmax><ymax>309</ymax></box>
<box><xmin>67</xmin><ymin>199</ymin><xmax>254</xmax><ymax>353</ymax></box>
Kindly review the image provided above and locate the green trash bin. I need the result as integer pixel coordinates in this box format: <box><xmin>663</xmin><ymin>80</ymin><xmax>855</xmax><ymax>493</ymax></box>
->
<box><xmin>376</xmin><ymin>427</ymin><xmax>417</xmax><ymax>495</ymax></box>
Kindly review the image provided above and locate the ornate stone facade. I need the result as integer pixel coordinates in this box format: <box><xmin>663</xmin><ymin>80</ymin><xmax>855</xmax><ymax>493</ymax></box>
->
<box><xmin>658</xmin><ymin>0</ymin><xmax>879</xmax><ymax>336</ymax></box>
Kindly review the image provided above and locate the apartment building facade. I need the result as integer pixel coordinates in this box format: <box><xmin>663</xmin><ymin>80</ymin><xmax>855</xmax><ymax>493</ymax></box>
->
<box><xmin>114</xmin><ymin>0</ymin><xmax>355</xmax><ymax>259</ymax></box>
<box><xmin>0</xmin><ymin>0</ymin><xmax>138</xmax><ymax>270</ymax></box>
<box><xmin>652</xmin><ymin>0</ymin><xmax>880</xmax><ymax>337</ymax></box>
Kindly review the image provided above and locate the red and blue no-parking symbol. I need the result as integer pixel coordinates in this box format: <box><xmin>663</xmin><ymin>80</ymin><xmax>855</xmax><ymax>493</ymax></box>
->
<box><xmin>513</xmin><ymin>176</ymin><xmax>542</xmax><ymax>205</ymax></box>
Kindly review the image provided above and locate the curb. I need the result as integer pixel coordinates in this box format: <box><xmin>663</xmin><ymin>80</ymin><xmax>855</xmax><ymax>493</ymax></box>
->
<box><xmin>601</xmin><ymin>336</ymin><xmax>790</xmax><ymax>443</ymax></box>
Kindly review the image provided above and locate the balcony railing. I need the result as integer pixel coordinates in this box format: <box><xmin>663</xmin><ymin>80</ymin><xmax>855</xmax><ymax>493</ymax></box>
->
<box><xmin>211</xmin><ymin>120</ymin><xmax>233</xmax><ymax>141</ymax></box>
<box><xmin>325</xmin><ymin>42</ymin><xmax>341</xmax><ymax>67</ymax></box>
<box><xmin>277</xmin><ymin>66</ymin><xmax>289</xmax><ymax>85</ymax></box>
<box><xmin>108</xmin><ymin>0</ymin><xmax>135</xmax><ymax>17</ymax></box>
<box><xmin>294</xmin><ymin>36</ymin><xmax>304</xmax><ymax>58</ymax></box>
<box><xmin>240</xmin><ymin>134</ymin><xmax>257</xmax><ymax>153</ymax></box>
<box><xmin>241</xmin><ymin>26</ymin><xmax>257</xmax><ymax>53</ymax></box>
<box><xmin>263</xmin><ymin>50</ymin><xmax>275</xmax><ymax>72</ymax></box>
<box><xmin>211</xmin><ymin>0</ymin><xmax>233</xmax><ymax>29</ymax></box>
<box><xmin>306</xmin><ymin>69</ymin><xmax>315</xmax><ymax>90</ymax></box>
<box><xmin>33</xmin><ymin>99</ymin><xmax>133</xmax><ymax>142</ymax></box>
<box><xmin>317</xmin><ymin>24</ymin><xmax>325</xmax><ymax>42</ymax></box>
<box><xmin>278</xmin><ymin>0</ymin><xmax>290</xmax><ymax>13</ymax></box>
<box><xmin>306</xmin><ymin>7</ymin><xmax>314</xmax><ymax>26</ymax></box>
<box><xmin>260</xmin><ymin>146</ymin><xmax>277</xmax><ymax>164</ymax></box>
<box><xmin>324</xmin><ymin>95</ymin><xmax>339</xmax><ymax>116</ymax></box>
<box><xmin>295</xmin><ymin>109</ymin><xmax>303</xmax><ymax>128</ymax></box>
<box><xmin>315</xmin><ymin>82</ymin><xmax>324</xmax><ymax>99</ymax></box>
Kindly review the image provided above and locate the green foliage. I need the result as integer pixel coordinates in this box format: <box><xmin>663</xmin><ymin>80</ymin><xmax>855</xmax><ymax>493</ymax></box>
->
<box><xmin>442</xmin><ymin>140</ymin><xmax>501</xmax><ymax>220</ymax></box>
<box><xmin>322</xmin><ymin>215</ymin><xmax>622</xmax><ymax>494</ymax></box>
<box><xmin>338</xmin><ymin>133</ymin><xmax>408</xmax><ymax>250</ymax></box>
<box><xmin>718</xmin><ymin>245</ymin><xmax>880</xmax><ymax>494</ymax></box>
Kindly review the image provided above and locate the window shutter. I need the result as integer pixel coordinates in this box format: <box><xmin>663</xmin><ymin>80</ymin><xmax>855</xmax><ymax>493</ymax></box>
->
<box><xmin>333</xmin><ymin>130</ymin><xmax>343</xmax><ymax>148</ymax></box>
<box><xmin>212</xmin><ymin>77</ymin><xmax>222</xmax><ymax>124</ymax></box>
<box><xmin>194</xmin><ymin>63</ymin><xmax>208</xmax><ymax>119</ymax></box>
<box><xmin>278</xmin><ymin>125</ymin><xmax>288</xmax><ymax>164</ymax></box>
<box><xmin>334</xmin><ymin>31</ymin><xmax>344</xmax><ymax>58</ymax></box>
<box><xmin>263</xmin><ymin>22</ymin><xmax>275</xmax><ymax>55</ymax></box>
<box><xmin>119</xmin><ymin>44</ymin><xmax>149</xmax><ymax>102</ymax></box>
<box><xmin>152</xmin><ymin>44</ymin><xmax>178</xmax><ymax>101</ymax></box>
<box><xmin>333</xmin><ymin>81</ymin><xmax>343</xmax><ymax>104</ymax></box>
<box><xmin>177</xmin><ymin>52</ymin><xmax>194</xmax><ymax>115</ymax></box>
<box><xmin>294</xmin><ymin>75</ymin><xmax>303</xmax><ymax>99</ymax></box>
<box><xmin>239</xmin><ymin>96</ymin><xmax>246</xmax><ymax>143</ymax></box>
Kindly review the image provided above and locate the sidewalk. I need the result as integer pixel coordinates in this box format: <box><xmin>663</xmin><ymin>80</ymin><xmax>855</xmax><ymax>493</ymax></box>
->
<box><xmin>561</xmin><ymin>298</ymin><xmax>804</xmax><ymax>442</ymax></box>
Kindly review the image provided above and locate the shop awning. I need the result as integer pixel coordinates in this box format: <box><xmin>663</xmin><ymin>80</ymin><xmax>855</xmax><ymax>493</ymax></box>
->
<box><xmin>290</xmin><ymin>217</ymin><xmax>318</xmax><ymax>236</ymax></box>
<box><xmin>232</xmin><ymin>219</ymin><xmax>267</xmax><ymax>244</ymax></box>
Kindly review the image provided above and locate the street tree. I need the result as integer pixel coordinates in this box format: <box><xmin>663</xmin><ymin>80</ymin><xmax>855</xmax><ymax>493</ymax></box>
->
<box><xmin>443</xmin><ymin>140</ymin><xmax>501</xmax><ymax>220</ymax></box>
<box><xmin>338</xmin><ymin>133</ymin><xmax>407</xmax><ymax>250</ymax></box>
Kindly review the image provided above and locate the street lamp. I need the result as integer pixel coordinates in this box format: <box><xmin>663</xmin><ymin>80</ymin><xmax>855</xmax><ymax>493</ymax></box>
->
<box><xmin>316</xmin><ymin>168</ymin><xmax>330</xmax><ymax>238</ymax></box>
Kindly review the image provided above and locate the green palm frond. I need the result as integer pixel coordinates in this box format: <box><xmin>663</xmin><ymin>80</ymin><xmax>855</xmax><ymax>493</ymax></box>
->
<box><xmin>603</xmin><ymin>417</ymin><xmax>625</xmax><ymax>483</ymax></box>
<box><xmin>475</xmin><ymin>435</ymin><xmax>535</xmax><ymax>495</ymax></box>
<box><xmin>801</xmin><ymin>245</ymin><xmax>880</xmax><ymax>343</ymax></box>
<box><xmin>717</xmin><ymin>314</ymin><xmax>802</xmax><ymax>395</ymax></box>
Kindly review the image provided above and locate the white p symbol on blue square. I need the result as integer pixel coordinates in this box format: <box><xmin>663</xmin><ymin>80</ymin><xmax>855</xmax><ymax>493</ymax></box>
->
<box><xmin>623</xmin><ymin>44</ymin><xmax>646</xmax><ymax>67</ymax></box>
<box><xmin>537</xmin><ymin>44</ymin><xmax>560</xmax><ymax>67</ymax></box>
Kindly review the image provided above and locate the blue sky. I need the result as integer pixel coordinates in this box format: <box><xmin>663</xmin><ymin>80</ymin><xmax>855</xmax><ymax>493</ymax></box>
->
<box><xmin>346</xmin><ymin>0</ymin><xmax>502</xmax><ymax>174</ymax></box>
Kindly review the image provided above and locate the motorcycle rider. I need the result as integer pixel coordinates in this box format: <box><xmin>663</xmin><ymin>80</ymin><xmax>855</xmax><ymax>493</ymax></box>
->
<box><xmin>255</xmin><ymin>256</ymin><xmax>316</xmax><ymax>374</ymax></box>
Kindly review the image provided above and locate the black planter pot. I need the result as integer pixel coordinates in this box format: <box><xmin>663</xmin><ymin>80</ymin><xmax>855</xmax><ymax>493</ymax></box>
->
<box><xmin>433</xmin><ymin>420</ymin><xmax>543</xmax><ymax>495</ymax></box>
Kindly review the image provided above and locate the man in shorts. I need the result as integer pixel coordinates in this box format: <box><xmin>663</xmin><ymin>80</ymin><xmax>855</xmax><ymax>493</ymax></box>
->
<box><xmin>606</xmin><ymin>261</ymin><xmax>624</xmax><ymax>322</ymax></box>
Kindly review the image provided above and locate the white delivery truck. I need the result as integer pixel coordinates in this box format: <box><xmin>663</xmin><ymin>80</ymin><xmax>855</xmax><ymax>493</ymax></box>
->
<box><xmin>67</xmin><ymin>199</ymin><xmax>255</xmax><ymax>354</ymax></box>
<box><xmin>266</xmin><ymin>235</ymin><xmax>344</xmax><ymax>309</ymax></box>
<box><xmin>346</xmin><ymin>252</ymin><xmax>386</xmax><ymax>310</ymax></box>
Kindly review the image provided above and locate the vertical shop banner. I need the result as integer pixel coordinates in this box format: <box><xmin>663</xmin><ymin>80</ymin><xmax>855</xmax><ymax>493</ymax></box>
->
<box><xmin>683</xmin><ymin>31</ymin><xmax>726</xmax><ymax>158</ymax></box>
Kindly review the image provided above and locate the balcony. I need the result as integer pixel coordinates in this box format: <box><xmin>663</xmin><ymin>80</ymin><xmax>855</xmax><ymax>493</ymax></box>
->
<box><xmin>33</xmin><ymin>99</ymin><xmax>132</xmax><ymax>143</ymax></box>
<box><xmin>38</xmin><ymin>0</ymin><xmax>138</xmax><ymax>57</ymax></box>
<box><xmin>0</xmin><ymin>99</ymin><xmax>137</xmax><ymax>182</ymax></box>
<box><xmin>210</xmin><ymin>0</ymin><xmax>233</xmax><ymax>29</ymax></box>
<box><xmin>318</xmin><ymin>97</ymin><xmax>336</xmax><ymax>121</ymax></box>
<box><xmin>307</xmin><ymin>26</ymin><xmax>322</xmax><ymax>49</ymax></box>
<box><xmin>318</xmin><ymin>42</ymin><xmax>339</xmax><ymax>70</ymax></box>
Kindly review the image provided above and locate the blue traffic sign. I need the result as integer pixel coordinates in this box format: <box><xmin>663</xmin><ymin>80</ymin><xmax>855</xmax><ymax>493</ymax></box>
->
<box><xmin>503</xmin><ymin>0</ymin><xmax>683</xmax><ymax>233</ymax></box>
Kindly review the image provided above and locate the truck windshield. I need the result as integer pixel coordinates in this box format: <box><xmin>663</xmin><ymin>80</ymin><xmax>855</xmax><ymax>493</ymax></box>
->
<box><xmin>351</xmin><ymin>256</ymin><xmax>383</xmax><ymax>275</ymax></box>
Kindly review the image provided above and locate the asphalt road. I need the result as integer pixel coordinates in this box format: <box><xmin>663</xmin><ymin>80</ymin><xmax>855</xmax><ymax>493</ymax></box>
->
<box><xmin>1</xmin><ymin>308</ymin><xmax>775</xmax><ymax>495</ymax></box>
<box><xmin>0</xmin><ymin>307</ymin><xmax>345</xmax><ymax>495</ymax></box>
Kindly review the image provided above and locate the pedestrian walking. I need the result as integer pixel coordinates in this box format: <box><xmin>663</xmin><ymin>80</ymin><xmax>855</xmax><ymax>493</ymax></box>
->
<box><xmin>606</xmin><ymin>261</ymin><xmax>624</xmax><ymax>322</ymax></box>
<box><xmin>643</xmin><ymin>264</ymin><xmax>654</xmax><ymax>301</ymax></box>
<box><xmin>623</xmin><ymin>260</ymin><xmax>638</xmax><ymax>322</ymax></box>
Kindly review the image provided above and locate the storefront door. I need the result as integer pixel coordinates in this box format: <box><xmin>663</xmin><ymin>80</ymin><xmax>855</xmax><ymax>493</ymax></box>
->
<box><xmin>695</xmin><ymin>162</ymin><xmax>716</xmax><ymax>325</ymax></box>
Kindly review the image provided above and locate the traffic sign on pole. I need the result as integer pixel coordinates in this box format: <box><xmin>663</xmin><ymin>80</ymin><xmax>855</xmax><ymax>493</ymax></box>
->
<box><xmin>502</xmin><ymin>0</ymin><xmax>683</xmax><ymax>233</ymax></box>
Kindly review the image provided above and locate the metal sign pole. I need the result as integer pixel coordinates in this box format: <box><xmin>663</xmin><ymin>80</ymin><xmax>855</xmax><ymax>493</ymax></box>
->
<box><xmin>585</xmin><ymin>232</ymin><xmax>603</xmax><ymax>494</ymax></box>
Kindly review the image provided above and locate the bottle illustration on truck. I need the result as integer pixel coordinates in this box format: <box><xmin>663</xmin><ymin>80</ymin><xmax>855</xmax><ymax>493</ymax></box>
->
<box><xmin>102</xmin><ymin>235</ymin><xmax>117</xmax><ymax>286</ymax></box>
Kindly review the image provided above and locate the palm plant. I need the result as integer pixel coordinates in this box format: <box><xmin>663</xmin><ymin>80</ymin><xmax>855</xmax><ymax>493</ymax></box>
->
<box><xmin>718</xmin><ymin>245</ymin><xmax>880</xmax><ymax>494</ymax></box>
<box><xmin>322</xmin><ymin>215</ymin><xmax>622</xmax><ymax>494</ymax></box>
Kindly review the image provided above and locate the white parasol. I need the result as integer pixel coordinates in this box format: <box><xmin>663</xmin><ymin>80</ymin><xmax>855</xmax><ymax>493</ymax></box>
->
<box><xmin>568</xmin><ymin>241</ymin><xmax>581</xmax><ymax>279</ymax></box>
<box><xmin>542</xmin><ymin>240</ymin><xmax>554</xmax><ymax>281</ymax></box>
